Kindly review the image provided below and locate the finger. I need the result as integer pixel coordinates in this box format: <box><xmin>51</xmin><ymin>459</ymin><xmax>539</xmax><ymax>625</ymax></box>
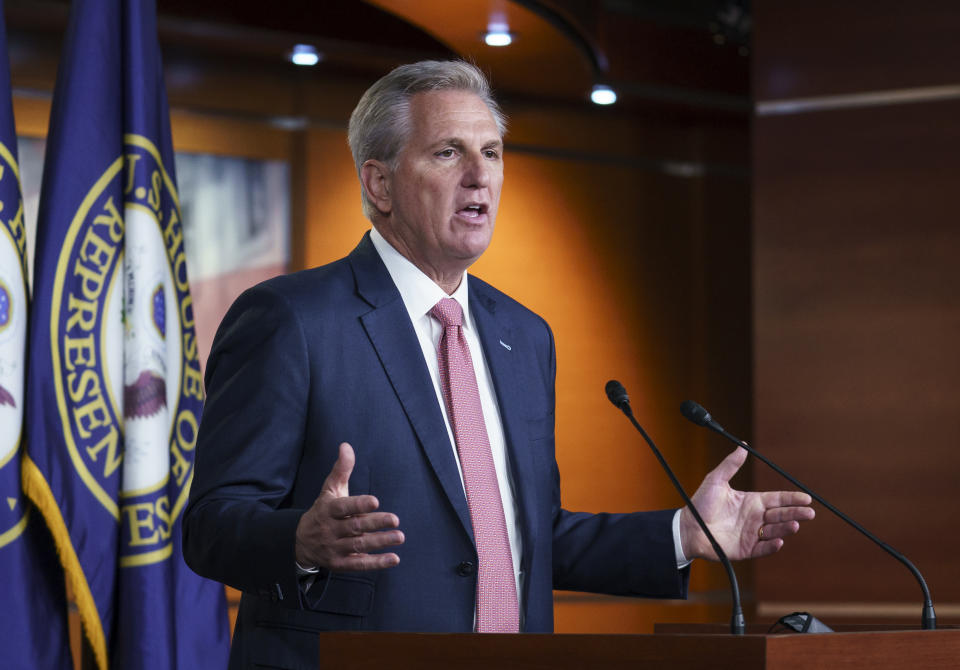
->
<box><xmin>327</xmin><ymin>494</ymin><xmax>381</xmax><ymax>519</ymax></box>
<box><xmin>758</xmin><ymin>520</ymin><xmax>800</xmax><ymax>540</ymax></box>
<box><xmin>332</xmin><ymin>529</ymin><xmax>405</xmax><ymax>556</ymax></box>
<box><xmin>321</xmin><ymin>443</ymin><xmax>355</xmax><ymax>497</ymax></box>
<box><xmin>762</xmin><ymin>506</ymin><xmax>816</xmax><ymax>524</ymax></box>
<box><xmin>707</xmin><ymin>446</ymin><xmax>748</xmax><ymax>483</ymax></box>
<box><xmin>329</xmin><ymin>552</ymin><xmax>401</xmax><ymax>572</ymax></box>
<box><xmin>751</xmin><ymin>538</ymin><xmax>784</xmax><ymax>558</ymax></box>
<box><xmin>760</xmin><ymin>490</ymin><xmax>813</xmax><ymax>508</ymax></box>
<box><xmin>336</xmin><ymin>511</ymin><xmax>401</xmax><ymax>537</ymax></box>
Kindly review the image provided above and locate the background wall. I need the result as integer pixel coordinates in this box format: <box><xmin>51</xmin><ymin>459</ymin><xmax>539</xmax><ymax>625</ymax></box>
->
<box><xmin>752</xmin><ymin>0</ymin><xmax>960</xmax><ymax>625</ymax></box>
<box><xmin>11</xmin><ymin>0</ymin><xmax>956</xmax><ymax>654</ymax></box>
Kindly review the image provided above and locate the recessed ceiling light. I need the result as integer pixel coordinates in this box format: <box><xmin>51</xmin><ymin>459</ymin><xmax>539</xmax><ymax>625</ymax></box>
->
<box><xmin>289</xmin><ymin>44</ymin><xmax>321</xmax><ymax>67</ymax></box>
<box><xmin>484</xmin><ymin>30</ymin><xmax>513</xmax><ymax>47</ymax></box>
<box><xmin>483</xmin><ymin>21</ymin><xmax>513</xmax><ymax>47</ymax></box>
<box><xmin>269</xmin><ymin>115</ymin><xmax>309</xmax><ymax>131</ymax></box>
<box><xmin>590</xmin><ymin>84</ymin><xmax>617</xmax><ymax>105</ymax></box>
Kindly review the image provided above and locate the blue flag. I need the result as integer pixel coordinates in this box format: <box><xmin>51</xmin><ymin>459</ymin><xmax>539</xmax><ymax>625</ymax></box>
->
<box><xmin>0</xmin><ymin>2</ymin><xmax>73</xmax><ymax>667</ymax></box>
<box><xmin>23</xmin><ymin>1</ymin><xmax>230</xmax><ymax>668</ymax></box>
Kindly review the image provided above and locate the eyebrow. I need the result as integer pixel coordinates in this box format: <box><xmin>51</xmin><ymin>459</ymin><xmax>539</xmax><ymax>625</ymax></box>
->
<box><xmin>433</xmin><ymin>137</ymin><xmax>504</xmax><ymax>151</ymax></box>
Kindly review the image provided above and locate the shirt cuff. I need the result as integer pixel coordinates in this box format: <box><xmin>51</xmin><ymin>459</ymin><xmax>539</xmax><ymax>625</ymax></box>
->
<box><xmin>295</xmin><ymin>561</ymin><xmax>320</xmax><ymax>598</ymax></box>
<box><xmin>672</xmin><ymin>508</ymin><xmax>692</xmax><ymax>569</ymax></box>
<box><xmin>295</xmin><ymin>560</ymin><xmax>319</xmax><ymax>575</ymax></box>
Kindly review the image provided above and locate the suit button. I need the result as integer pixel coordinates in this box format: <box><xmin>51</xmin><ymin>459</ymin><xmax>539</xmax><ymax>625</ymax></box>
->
<box><xmin>457</xmin><ymin>561</ymin><xmax>475</xmax><ymax>577</ymax></box>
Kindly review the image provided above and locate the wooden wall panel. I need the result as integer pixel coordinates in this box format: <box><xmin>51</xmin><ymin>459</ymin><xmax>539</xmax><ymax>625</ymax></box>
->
<box><xmin>754</xmin><ymin>0</ymin><xmax>960</xmax><ymax>100</ymax></box>
<box><xmin>753</xmin><ymin>0</ymin><xmax>960</xmax><ymax>625</ymax></box>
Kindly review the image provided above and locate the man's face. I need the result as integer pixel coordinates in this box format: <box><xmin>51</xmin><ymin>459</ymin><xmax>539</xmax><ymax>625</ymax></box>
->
<box><xmin>381</xmin><ymin>89</ymin><xmax>504</xmax><ymax>285</ymax></box>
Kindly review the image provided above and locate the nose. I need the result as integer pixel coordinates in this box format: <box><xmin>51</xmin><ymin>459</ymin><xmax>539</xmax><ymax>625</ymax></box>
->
<box><xmin>460</xmin><ymin>151</ymin><xmax>491</xmax><ymax>189</ymax></box>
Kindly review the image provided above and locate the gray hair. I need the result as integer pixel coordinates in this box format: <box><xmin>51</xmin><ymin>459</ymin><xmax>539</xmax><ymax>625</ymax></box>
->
<box><xmin>347</xmin><ymin>60</ymin><xmax>507</xmax><ymax>220</ymax></box>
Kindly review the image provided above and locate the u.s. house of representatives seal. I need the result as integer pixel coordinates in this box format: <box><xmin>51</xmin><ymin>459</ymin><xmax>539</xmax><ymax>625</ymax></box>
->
<box><xmin>50</xmin><ymin>134</ymin><xmax>203</xmax><ymax>567</ymax></box>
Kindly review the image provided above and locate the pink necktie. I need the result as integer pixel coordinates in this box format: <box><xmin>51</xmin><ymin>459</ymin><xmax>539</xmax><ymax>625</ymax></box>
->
<box><xmin>430</xmin><ymin>297</ymin><xmax>519</xmax><ymax>633</ymax></box>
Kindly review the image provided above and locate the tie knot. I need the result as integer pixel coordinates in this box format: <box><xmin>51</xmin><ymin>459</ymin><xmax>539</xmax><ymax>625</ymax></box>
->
<box><xmin>430</xmin><ymin>297</ymin><xmax>463</xmax><ymax>328</ymax></box>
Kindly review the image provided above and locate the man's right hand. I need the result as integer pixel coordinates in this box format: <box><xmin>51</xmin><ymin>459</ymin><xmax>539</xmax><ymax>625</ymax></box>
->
<box><xmin>295</xmin><ymin>442</ymin><xmax>404</xmax><ymax>571</ymax></box>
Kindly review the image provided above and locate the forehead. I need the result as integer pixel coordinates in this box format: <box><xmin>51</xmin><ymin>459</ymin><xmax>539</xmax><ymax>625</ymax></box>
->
<box><xmin>407</xmin><ymin>90</ymin><xmax>501</xmax><ymax>142</ymax></box>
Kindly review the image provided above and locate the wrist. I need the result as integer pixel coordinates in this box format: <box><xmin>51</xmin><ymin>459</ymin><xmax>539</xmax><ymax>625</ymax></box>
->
<box><xmin>294</xmin><ymin>512</ymin><xmax>313</xmax><ymax>568</ymax></box>
<box><xmin>678</xmin><ymin>506</ymin><xmax>705</xmax><ymax>560</ymax></box>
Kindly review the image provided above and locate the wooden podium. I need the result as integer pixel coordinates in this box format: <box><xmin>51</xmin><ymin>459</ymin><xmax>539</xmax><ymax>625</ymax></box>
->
<box><xmin>317</xmin><ymin>627</ymin><xmax>960</xmax><ymax>669</ymax></box>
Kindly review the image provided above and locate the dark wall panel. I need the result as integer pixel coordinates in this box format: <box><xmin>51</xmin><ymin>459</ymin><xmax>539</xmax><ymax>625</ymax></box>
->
<box><xmin>754</xmin><ymin>0</ymin><xmax>960</xmax><ymax>99</ymax></box>
<box><xmin>753</xmin><ymin>0</ymin><xmax>960</xmax><ymax>623</ymax></box>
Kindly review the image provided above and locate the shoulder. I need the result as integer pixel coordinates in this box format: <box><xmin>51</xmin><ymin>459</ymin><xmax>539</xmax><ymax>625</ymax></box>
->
<box><xmin>248</xmin><ymin>257</ymin><xmax>354</xmax><ymax>306</ymax></box>
<box><xmin>210</xmin><ymin>257</ymin><xmax>357</xmax><ymax>351</ymax></box>
<box><xmin>204</xmin><ymin>256</ymin><xmax>365</xmax><ymax>386</ymax></box>
<box><xmin>222</xmin><ymin>255</ymin><xmax>365</xmax><ymax>333</ymax></box>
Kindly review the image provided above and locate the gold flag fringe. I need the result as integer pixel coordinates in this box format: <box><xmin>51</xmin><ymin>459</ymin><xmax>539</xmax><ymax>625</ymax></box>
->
<box><xmin>21</xmin><ymin>454</ymin><xmax>108</xmax><ymax>670</ymax></box>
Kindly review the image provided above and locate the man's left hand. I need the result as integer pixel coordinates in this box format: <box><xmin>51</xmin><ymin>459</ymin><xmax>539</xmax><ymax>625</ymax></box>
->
<box><xmin>679</xmin><ymin>447</ymin><xmax>815</xmax><ymax>561</ymax></box>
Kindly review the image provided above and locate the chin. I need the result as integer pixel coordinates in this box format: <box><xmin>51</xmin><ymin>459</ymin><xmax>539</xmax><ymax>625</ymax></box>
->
<box><xmin>453</xmin><ymin>235</ymin><xmax>493</xmax><ymax>262</ymax></box>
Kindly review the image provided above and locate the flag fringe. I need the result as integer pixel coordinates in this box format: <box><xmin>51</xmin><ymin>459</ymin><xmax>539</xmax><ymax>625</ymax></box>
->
<box><xmin>21</xmin><ymin>454</ymin><xmax>109</xmax><ymax>670</ymax></box>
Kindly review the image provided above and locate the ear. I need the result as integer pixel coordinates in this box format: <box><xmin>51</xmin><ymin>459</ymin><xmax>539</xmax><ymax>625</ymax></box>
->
<box><xmin>360</xmin><ymin>160</ymin><xmax>392</xmax><ymax>215</ymax></box>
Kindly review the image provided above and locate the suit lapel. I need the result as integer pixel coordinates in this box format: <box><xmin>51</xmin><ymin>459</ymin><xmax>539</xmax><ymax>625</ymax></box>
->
<box><xmin>350</xmin><ymin>235</ymin><xmax>474</xmax><ymax>542</ymax></box>
<box><xmin>469</xmin><ymin>279</ymin><xmax>539</xmax><ymax>590</ymax></box>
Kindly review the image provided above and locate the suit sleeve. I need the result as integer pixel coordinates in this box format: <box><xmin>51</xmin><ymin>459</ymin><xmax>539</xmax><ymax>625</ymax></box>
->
<box><xmin>538</xmin><ymin>319</ymin><xmax>689</xmax><ymax>599</ymax></box>
<box><xmin>552</xmin><ymin>507</ymin><xmax>689</xmax><ymax>598</ymax></box>
<box><xmin>182</xmin><ymin>283</ymin><xmax>309</xmax><ymax>606</ymax></box>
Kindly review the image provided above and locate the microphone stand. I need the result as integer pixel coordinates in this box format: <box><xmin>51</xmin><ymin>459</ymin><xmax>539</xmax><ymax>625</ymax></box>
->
<box><xmin>607</xmin><ymin>382</ymin><xmax>745</xmax><ymax>635</ymax></box>
<box><xmin>681</xmin><ymin>400</ymin><xmax>936</xmax><ymax>630</ymax></box>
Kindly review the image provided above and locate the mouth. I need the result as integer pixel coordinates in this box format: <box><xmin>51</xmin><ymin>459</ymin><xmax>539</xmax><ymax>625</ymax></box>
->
<box><xmin>456</xmin><ymin>203</ymin><xmax>489</xmax><ymax>220</ymax></box>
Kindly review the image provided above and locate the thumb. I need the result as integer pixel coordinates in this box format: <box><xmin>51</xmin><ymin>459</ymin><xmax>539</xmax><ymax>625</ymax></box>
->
<box><xmin>321</xmin><ymin>442</ymin><xmax>355</xmax><ymax>498</ymax></box>
<box><xmin>708</xmin><ymin>446</ymin><xmax>748</xmax><ymax>484</ymax></box>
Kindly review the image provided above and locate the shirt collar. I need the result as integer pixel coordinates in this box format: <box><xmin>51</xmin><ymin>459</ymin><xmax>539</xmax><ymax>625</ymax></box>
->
<box><xmin>369</xmin><ymin>227</ymin><xmax>473</xmax><ymax>330</ymax></box>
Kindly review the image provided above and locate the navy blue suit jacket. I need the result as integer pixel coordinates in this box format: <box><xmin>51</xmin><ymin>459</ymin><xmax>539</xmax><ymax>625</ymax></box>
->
<box><xmin>183</xmin><ymin>234</ymin><xmax>688</xmax><ymax>669</ymax></box>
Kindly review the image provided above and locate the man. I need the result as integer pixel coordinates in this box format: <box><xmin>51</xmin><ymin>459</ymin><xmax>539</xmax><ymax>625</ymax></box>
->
<box><xmin>183</xmin><ymin>61</ymin><xmax>813</xmax><ymax>669</ymax></box>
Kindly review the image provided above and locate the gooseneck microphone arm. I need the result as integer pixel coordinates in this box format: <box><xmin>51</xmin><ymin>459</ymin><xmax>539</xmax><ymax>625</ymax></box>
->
<box><xmin>680</xmin><ymin>400</ymin><xmax>936</xmax><ymax>631</ymax></box>
<box><xmin>606</xmin><ymin>381</ymin><xmax>745</xmax><ymax>635</ymax></box>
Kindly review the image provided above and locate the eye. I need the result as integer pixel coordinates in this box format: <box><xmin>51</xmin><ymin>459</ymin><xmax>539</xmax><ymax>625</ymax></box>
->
<box><xmin>483</xmin><ymin>149</ymin><xmax>500</xmax><ymax>160</ymax></box>
<box><xmin>435</xmin><ymin>148</ymin><xmax>455</xmax><ymax>158</ymax></box>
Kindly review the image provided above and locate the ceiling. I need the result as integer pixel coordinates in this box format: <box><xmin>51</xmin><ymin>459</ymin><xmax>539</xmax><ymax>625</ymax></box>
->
<box><xmin>4</xmin><ymin>0</ymin><xmax>751</xmax><ymax>118</ymax></box>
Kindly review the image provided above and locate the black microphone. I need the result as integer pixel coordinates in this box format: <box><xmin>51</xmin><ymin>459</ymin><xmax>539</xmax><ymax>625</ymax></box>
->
<box><xmin>605</xmin><ymin>381</ymin><xmax>745</xmax><ymax>635</ymax></box>
<box><xmin>680</xmin><ymin>399</ymin><xmax>936</xmax><ymax>630</ymax></box>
